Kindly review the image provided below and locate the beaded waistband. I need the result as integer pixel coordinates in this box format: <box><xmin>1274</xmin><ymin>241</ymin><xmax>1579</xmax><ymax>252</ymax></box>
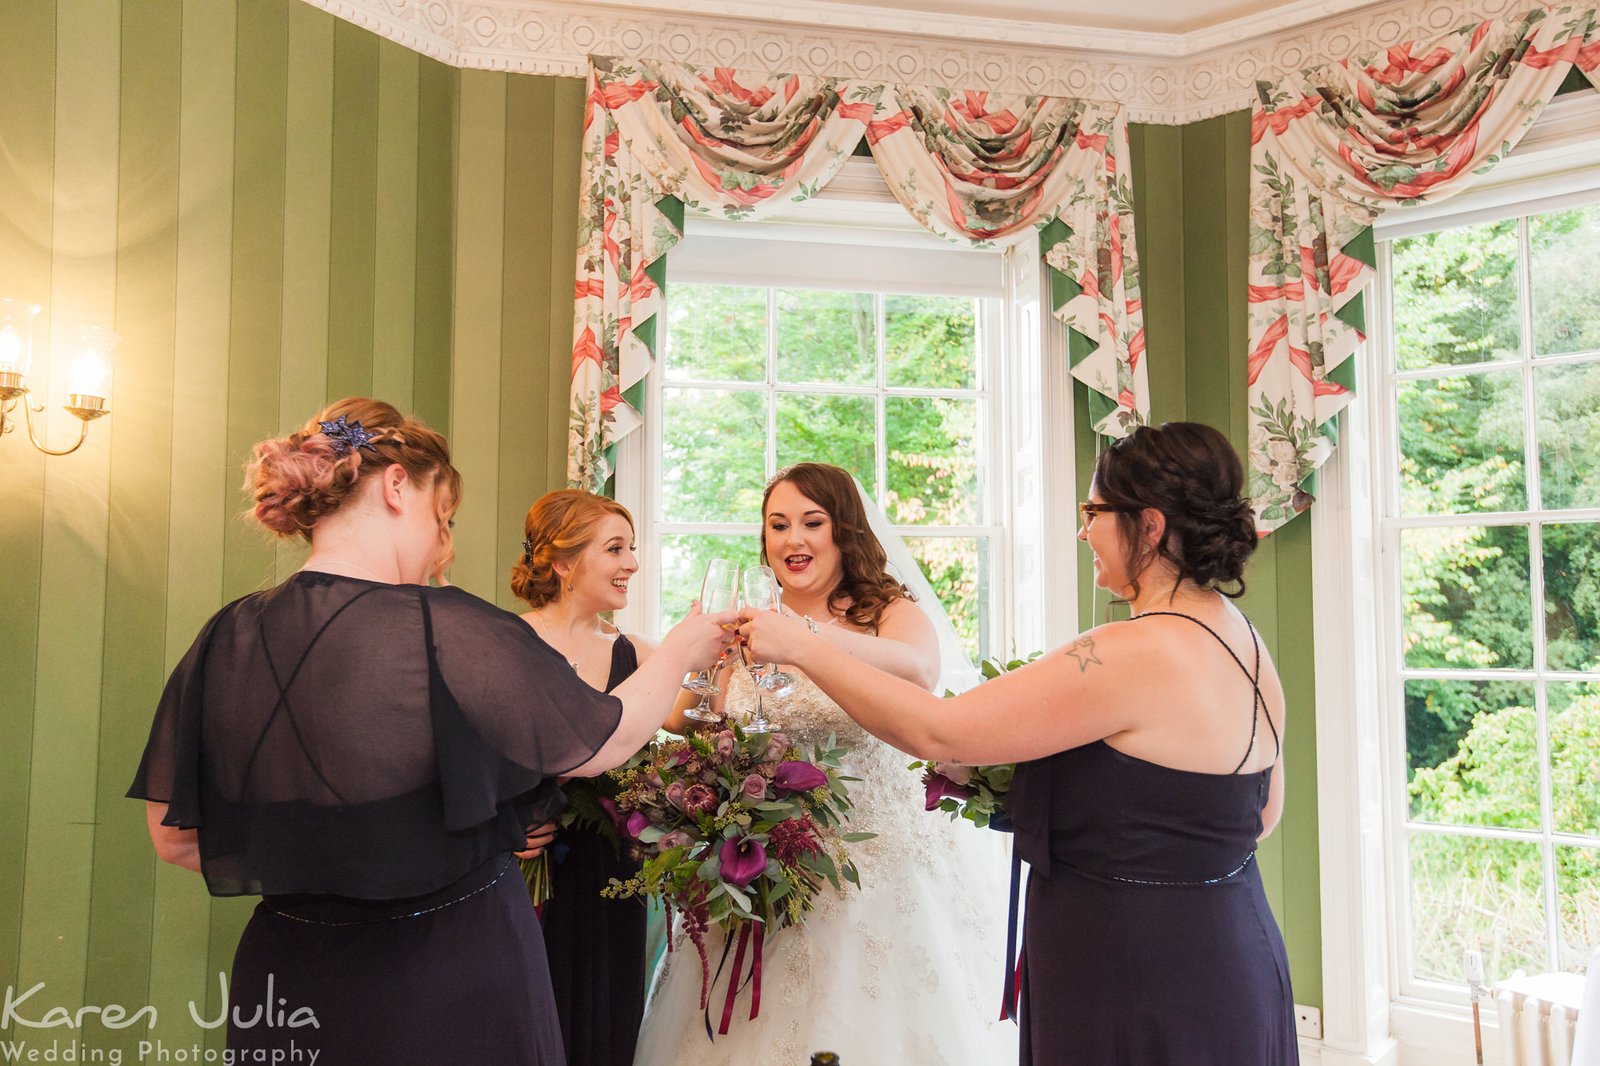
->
<box><xmin>260</xmin><ymin>855</ymin><xmax>514</xmax><ymax>927</ymax></box>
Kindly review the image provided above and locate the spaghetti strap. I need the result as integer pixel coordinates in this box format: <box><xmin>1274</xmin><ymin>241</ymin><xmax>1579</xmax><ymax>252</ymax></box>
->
<box><xmin>1131</xmin><ymin>610</ymin><xmax>1278</xmax><ymax>772</ymax></box>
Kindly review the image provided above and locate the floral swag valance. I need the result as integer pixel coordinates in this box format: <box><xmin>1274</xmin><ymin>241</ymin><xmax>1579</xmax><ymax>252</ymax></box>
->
<box><xmin>1246</xmin><ymin>3</ymin><xmax>1600</xmax><ymax>533</ymax></box>
<box><xmin>567</xmin><ymin>57</ymin><xmax>1148</xmax><ymax>490</ymax></box>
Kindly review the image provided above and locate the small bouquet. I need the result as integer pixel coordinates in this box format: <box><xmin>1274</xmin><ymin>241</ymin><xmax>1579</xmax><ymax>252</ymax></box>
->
<box><xmin>602</xmin><ymin>723</ymin><xmax>871</xmax><ymax>1035</ymax></box>
<box><xmin>910</xmin><ymin>652</ymin><xmax>1041</xmax><ymax>831</ymax></box>
<box><xmin>520</xmin><ymin>776</ymin><xmax>626</xmax><ymax>908</ymax></box>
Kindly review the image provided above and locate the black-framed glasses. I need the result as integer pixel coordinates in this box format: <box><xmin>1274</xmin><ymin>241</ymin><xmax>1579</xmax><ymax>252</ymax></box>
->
<box><xmin>1078</xmin><ymin>501</ymin><xmax>1139</xmax><ymax>526</ymax></box>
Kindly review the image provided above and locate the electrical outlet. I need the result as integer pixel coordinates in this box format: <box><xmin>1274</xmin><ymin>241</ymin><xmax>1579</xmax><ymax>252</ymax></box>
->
<box><xmin>1294</xmin><ymin>1004</ymin><xmax>1322</xmax><ymax>1040</ymax></box>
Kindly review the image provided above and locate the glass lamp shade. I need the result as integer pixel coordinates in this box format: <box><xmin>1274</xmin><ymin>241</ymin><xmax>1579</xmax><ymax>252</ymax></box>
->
<box><xmin>65</xmin><ymin>325</ymin><xmax>119</xmax><ymax>401</ymax></box>
<box><xmin>0</xmin><ymin>298</ymin><xmax>41</xmax><ymax>378</ymax></box>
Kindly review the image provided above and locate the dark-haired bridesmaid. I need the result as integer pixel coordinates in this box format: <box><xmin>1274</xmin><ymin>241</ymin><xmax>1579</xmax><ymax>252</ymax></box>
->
<box><xmin>739</xmin><ymin>422</ymin><xmax>1300</xmax><ymax>1066</ymax></box>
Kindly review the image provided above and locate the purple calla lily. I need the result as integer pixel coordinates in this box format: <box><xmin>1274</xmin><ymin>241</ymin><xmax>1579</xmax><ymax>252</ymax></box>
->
<box><xmin>772</xmin><ymin>761</ymin><xmax>829</xmax><ymax>793</ymax></box>
<box><xmin>625</xmin><ymin>811</ymin><xmax>652</xmax><ymax>839</ymax></box>
<box><xmin>922</xmin><ymin>768</ymin><xmax>977</xmax><ymax>812</ymax></box>
<box><xmin>719</xmin><ymin>835</ymin><xmax>767</xmax><ymax>888</ymax></box>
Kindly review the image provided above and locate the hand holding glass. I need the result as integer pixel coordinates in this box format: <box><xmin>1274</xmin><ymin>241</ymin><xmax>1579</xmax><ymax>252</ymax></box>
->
<box><xmin>683</xmin><ymin>559</ymin><xmax>740</xmax><ymax>723</ymax></box>
<box><xmin>742</xmin><ymin>566</ymin><xmax>798</xmax><ymax>701</ymax></box>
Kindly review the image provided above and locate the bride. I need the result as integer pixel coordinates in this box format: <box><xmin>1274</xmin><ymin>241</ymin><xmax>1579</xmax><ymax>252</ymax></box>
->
<box><xmin>635</xmin><ymin>463</ymin><xmax>1016</xmax><ymax>1065</ymax></box>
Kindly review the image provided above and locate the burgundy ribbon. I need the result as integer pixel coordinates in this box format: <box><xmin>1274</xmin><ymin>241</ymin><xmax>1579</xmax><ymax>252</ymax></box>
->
<box><xmin>749</xmin><ymin>923</ymin><xmax>765</xmax><ymax>1020</ymax></box>
<box><xmin>719</xmin><ymin>924</ymin><xmax>753</xmax><ymax>1035</ymax></box>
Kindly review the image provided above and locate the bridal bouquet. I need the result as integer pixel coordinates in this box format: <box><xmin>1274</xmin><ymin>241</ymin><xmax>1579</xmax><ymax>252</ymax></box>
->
<box><xmin>910</xmin><ymin>652</ymin><xmax>1041</xmax><ymax>831</ymax></box>
<box><xmin>602</xmin><ymin>723</ymin><xmax>871</xmax><ymax>1034</ymax></box>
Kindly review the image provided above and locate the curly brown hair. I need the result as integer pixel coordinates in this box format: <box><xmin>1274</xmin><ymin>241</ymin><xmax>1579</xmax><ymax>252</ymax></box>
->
<box><xmin>1092</xmin><ymin>421</ymin><xmax>1258</xmax><ymax>601</ymax></box>
<box><xmin>760</xmin><ymin>463</ymin><xmax>912</xmax><ymax>631</ymax></box>
<box><xmin>511</xmin><ymin>489</ymin><xmax>635</xmax><ymax>608</ymax></box>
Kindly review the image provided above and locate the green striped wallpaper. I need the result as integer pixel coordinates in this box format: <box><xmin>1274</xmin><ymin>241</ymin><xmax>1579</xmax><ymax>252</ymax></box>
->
<box><xmin>1118</xmin><ymin>115</ymin><xmax>1324</xmax><ymax>1008</ymax></box>
<box><xmin>0</xmin><ymin>0</ymin><xmax>582</xmax><ymax>1050</ymax></box>
<box><xmin>1</xmin><ymin>0</ymin><xmax>1329</xmax><ymax>1049</ymax></box>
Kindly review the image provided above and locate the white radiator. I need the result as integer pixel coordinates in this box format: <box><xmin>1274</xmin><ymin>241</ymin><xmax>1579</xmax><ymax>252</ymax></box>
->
<box><xmin>1494</xmin><ymin>972</ymin><xmax>1587</xmax><ymax>1066</ymax></box>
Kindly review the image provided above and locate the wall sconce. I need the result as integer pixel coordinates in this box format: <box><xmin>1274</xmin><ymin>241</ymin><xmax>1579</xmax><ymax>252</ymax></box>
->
<box><xmin>0</xmin><ymin>297</ymin><xmax>115</xmax><ymax>456</ymax></box>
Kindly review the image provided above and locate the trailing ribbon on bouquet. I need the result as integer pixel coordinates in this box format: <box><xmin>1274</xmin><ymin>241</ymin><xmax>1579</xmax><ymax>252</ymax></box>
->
<box><xmin>705</xmin><ymin>922</ymin><xmax>766</xmax><ymax>1039</ymax></box>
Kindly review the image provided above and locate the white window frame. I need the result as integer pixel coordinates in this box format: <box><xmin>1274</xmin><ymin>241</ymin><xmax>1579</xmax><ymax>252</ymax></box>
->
<box><xmin>1311</xmin><ymin>92</ymin><xmax>1600</xmax><ymax>1066</ymax></box>
<box><xmin>612</xmin><ymin>159</ymin><xmax>1080</xmax><ymax>664</ymax></box>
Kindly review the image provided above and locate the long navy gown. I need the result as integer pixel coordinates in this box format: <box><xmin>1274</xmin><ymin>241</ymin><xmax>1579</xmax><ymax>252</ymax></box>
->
<box><xmin>540</xmin><ymin>635</ymin><xmax>647</xmax><ymax>1066</ymax></box>
<box><xmin>128</xmin><ymin>571</ymin><xmax>623</xmax><ymax>1065</ymax></box>
<box><xmin>1006</xmin><ymin>612</ymin><xmax>1299</xmax><ymax>1066</ymax></box>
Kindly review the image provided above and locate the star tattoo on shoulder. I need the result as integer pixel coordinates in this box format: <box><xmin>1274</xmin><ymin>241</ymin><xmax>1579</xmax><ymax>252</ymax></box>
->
<box><xmin>1064</xmin><ymin>636</ymin><xmax>1103</xmax><ymax>673</ymax></box>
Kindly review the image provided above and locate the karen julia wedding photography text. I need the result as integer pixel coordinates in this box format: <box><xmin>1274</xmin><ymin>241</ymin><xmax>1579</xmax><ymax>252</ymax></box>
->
<box><xmin>1</xmin><ymin>975</ymin><xmax>319</xmax><ymax>1065</ymax></box>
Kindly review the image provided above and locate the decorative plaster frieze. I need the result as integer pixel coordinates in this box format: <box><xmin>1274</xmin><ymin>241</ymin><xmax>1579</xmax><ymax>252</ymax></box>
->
<box><xmin>300</xmin><ymin>0</ymin><xmax>1534</xmax><ymax>123</ymax></box>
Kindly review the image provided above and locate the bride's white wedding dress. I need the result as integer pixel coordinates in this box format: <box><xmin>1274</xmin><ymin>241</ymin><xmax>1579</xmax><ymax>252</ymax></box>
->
<box><xmin>633</xmin><ymin>666</ymin><xmax>1019</xmax><ymax>1065</ymax></box>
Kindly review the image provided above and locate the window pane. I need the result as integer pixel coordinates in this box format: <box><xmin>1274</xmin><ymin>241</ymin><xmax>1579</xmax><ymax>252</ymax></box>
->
<box><xmin>1556</xmin><ymin>844</ymin><xmax>1600</xmax><ymax>973</ymax></box>
<box><xmin>1536</xmin><ymin>362</ymin><xmax>1600</xmax><ymax>511</ymax></box>
<box><xmin>658</xmin><ymin>533</ymin><xmax>761</xmax><ymax>628</ymax></box>
<box><xmin>775</xmin><ymin>289</ymin><xmax>875</xmax><ymax>385</ymax></box>
<box><xmin>1391</xmin><ymin>219</ymin><xmax>1521</xmax><ymax>371</ymax></box>
<box><xmin>661</xmin><ymin>388</ymin><xmax>767</xmax><ymax>523</ymax></box>
<box><xmin>775</xmin><ymin>393</ymin><xmax>875</xmax><ymax>489</ymax></box>
<box><xmin>1408</xmin><ymin>831</ymin><xmax>1546</xmax><ymax>984</ymax></box>
<box><xmin>1550</xmin><ymin>682</ymin><xmax>1600</xmax><ymax>837</ymax></box>
<box><xmin>1404</xmin><ymin>680</ymin><xmax>1538</xmax><ymax>828</ymax></box>
<box><xmin>904</xmin><ymin>535</ymin><xmax>986</xmax><ymax>663</ymax></box>
<box><xmin>1401</xmin><ymin>525</ymin><xmax>1533</xmax><ymax>670</ymax></box>
<box><xmin>1531</xmin><ymin>204</ymin><xmax>1600</xmax><ymax>357</ymax></box>
<box><xmin>1398</xmin><ymin>369</ymin><xmax>1526</xmax><ymax>515</ymax></box>
<box><xmin>884</xmin><ymin>294</ymin><xmax>977</xmax><ymax>389</ymax></box>
<box><xmin>885</xmin><ymin>396</ymin><xmax>979</xmax><ymax>525</ymax></box>
<box><xmin>665</xmin><ymin>285</ymin><xmax>767</xmax><ymax>382</ymax></box>
<box><xmin>1544</xmin><ymin>523</ymin><xmax>1600</xmax><ymax>673</ymax></box>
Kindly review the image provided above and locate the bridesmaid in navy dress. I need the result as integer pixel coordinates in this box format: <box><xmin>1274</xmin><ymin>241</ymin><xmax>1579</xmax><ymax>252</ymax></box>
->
<box><xmin>128</xmin><ymin>399</ymin><xmax>734</xmax><ymax>1066</ymax></box>
<box><xmin>738</xmin><ymin>421</ymin><xmax>1299</xmax><ymax>1065</ymax></box>
<box><xmin>513</xmin><ymin>489</ymin><xmax>656</xmax><ymax>1066</ymax></box>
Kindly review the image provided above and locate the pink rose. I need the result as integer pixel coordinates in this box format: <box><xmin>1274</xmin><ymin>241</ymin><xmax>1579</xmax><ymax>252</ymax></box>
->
<box><xmin>937</xmin><ymin>762</ymin><xmax>975</xmax><ymax>787</ymax></box>
<box><xmin>665</xmin><ymin>780</ymin><xmax>687</xmax><ymax>810</ymax></box>
<box><xmin>740</xmin><ymin>773</ymin><xmax>767</xmax><ymax>802</ymax></box>
<box><xmin>659</xmin><ymin>829</ymin><xmax>694</xmax><ymax>850</ymax></box>
<box><xmin>764</xmin><ymin>733</ymin><xmax>790</xmax><ymax>762</ymax></box>
<box><xmin>713</xmin><ymin>730</ymin><xmax>737</xmax><ymax>760</ymax></box>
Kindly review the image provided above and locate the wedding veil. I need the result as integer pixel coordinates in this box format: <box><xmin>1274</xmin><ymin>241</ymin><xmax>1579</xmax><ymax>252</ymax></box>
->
<box><xmin>853</xmin><ymin>478</ymin><xmax>984</xmax><ymax>696</ymax></box>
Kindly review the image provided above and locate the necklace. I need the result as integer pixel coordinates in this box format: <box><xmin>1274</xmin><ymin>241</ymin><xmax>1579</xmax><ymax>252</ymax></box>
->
<box><xmin>528</xmin><ymin>612</ymin><xmax>608</xmax><ymax>672</ymax></box>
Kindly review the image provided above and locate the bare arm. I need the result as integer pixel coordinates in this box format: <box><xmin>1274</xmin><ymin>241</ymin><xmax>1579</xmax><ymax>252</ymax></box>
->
<box><xmin>741</xmin><ymin>611</ymin><xmax>1140</xmax><ymax>764</ymax></box>
<box><xmin>1258</xmin><ymin>755</ymin><xmax>1286</xmax><ymax>840</ymax></box>
<box><xmin>568</xmin><ymin>608</ymin><xmax>737</xmax><ymax>776</ymax></box>
<box><xmin>145</xmin><ymin>803</ymin><xmax>200</xmax><ymax>872</ymax></box>
<box><xmin>803</xmin><ymin>598</ymin><xmax>940</xmax><ymax>690</ymax></box>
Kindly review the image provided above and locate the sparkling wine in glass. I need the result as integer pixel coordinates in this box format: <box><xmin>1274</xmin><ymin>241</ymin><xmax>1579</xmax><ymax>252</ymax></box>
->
<box><xmin>683</xmin><ymin>558</ymin><xmax>740</xmax><ymax>723</ymax></box>
<box><xmin>742</xmin><ymin>566</ymin><xmax>798</xmax><ymax>712</ymax></box>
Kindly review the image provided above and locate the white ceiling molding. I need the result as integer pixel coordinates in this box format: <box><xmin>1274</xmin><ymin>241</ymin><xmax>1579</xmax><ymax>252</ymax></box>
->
<box><xmin>304</xmin><ymin>0</ymin><xmax>1531</xmax><ymax>124</ymax></box>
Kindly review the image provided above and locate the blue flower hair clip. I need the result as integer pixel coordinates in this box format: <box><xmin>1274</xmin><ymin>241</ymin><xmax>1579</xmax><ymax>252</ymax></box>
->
<box><xmin>318</xmin><ymin>415</ymin><xmax>379</xmax><ymax>458</ymax></box>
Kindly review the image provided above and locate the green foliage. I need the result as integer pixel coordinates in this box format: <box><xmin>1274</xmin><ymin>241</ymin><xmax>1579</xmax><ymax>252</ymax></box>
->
<box><xmin>1390</xmin><ymin>208</ymin><xmax>1600</xmax><ymax>981</ymax></box>
<box><xmin>1406</xmin><ymin>690</ymin><xmax>1600</xmax><ymax>982</ymax></box>
<box><xmin>660</xmin><ymin>284</ymin><xmax>990</xmax><ymax>657</ymax></box>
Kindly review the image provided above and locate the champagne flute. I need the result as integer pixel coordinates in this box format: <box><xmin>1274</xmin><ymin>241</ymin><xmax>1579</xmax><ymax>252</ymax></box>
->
<box><xmin>742</xmin><ymin>566</ymin><xmax>798</xmax><ymax>707</ymax></box>
<box><xmin>683</xmin><ymin>558</ymin><xmax>740</xmax><ymax>723</ymax></box>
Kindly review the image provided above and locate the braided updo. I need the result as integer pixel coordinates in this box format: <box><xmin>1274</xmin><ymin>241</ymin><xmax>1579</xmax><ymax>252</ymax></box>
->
<box><xmin>245</xmin><ymin>397</ymin><xmax>461</xmax><ymax>557</ymax></box>
<box><xmin>511</xmin><ymin>489</ymin><xmax>635</xmax><ymax>608</ymax></box>
<box><xmin>1092</xmin><ymin>421</ymin><xmax>1258</xmax><ymax>600</ymax></box>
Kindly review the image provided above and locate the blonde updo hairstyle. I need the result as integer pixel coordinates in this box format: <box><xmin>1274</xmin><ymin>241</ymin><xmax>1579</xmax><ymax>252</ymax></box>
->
<box><xmin>245</xmin><ymin>397</ymin><xmax>463</xmax><ymax>573</ymax></box>
<box><xmin>511</xmin><ymin>489</ymin><xmax>635</xmax><ymax>609</ymax></box>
